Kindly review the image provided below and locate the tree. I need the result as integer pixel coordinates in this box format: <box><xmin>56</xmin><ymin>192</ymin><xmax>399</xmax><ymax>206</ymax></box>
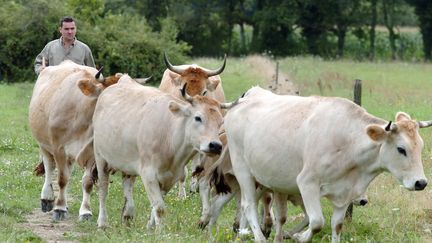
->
<box><xmin>369</xmin><ymin>0</ymin><xmax>378</xmax><ymax>60</ymax></box>
<box><xmin>406</xmin><ymin>0</ymin><xmax>432</xmax><ymax>60</ymax></box>
<box><xmin>296</xmin><ymin>0</ymin><xmax>334</xmax><ymax>56</ymax></box>
<box><xmin>251</xmin><ymin>0</ymin><xmax>300</xmax><ymax>56</ymax></box>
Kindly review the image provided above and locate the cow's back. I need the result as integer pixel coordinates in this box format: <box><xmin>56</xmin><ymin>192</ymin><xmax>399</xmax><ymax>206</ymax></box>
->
<box><xmin>93</xmin><ymin>77</ymin><xmax>173</xmax><ymax>174</ymax></box>
<box><xmin>29</xmin><ymin>61</ymin><xmax>98</xmax><ymax>153</ymax></box>
<box><xmin>224</xmin><ymin>86</ymin><xmax>383</xmax><ymax>193</ymax></box>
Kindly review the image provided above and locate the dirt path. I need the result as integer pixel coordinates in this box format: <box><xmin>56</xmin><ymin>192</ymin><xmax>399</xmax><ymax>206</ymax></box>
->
<box><xmin>243</xmin><ymin>55</ymin><xmax>298</xmax><ymax>95</ymax></box>
<box><xmin>19</xmin><ymin>55</ymin><xmax>298</xmax><ymax>242</ymax></box>
<box><xmin>21</xmin><ymin>208</ymin><xmax>81</xmax><ymax>243</ymax></box>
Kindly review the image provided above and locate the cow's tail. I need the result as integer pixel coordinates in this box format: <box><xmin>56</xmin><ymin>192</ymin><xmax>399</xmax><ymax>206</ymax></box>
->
<box><xmin>205</xmin><ymin>147</ymin><xmax>231</xmax><ymax>194</ymax></box>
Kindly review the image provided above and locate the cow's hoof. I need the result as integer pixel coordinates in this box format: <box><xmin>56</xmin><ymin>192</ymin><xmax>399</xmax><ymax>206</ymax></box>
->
<box><xmin>41</xmin><ymin>199</ymin><xmax>54</xmax><ymax>212</ymax></box>
<box><xmin>232</xmin><ymin>222</ymin><xmax>240</xmax><ymax>233</ymax></box>
<box><xmin>262</xmin><ymin>227</ymin><xmax>272</xmax><ymax>239</ymax></box>
<box><xmin>262</xmin><ymin>223</ymin><xmax>273</xmax><ymax>238</ymax></box>
<box><xmin>198</xmin><ymin>220</ymin><xmax>208</xmax><ymax>230</ymax></box>
<box><xmin>122</xmin><ymin>215</ymin><xmax>134</xmax><ymax>226</ymax></box>
<box><xmin>79</xmin><ymin>213</ymin><xmax>92</xmax><ymax>221</ymax></box>
<box><xmin>52</xmin><ymin>209</ymin><xmax>68</xmax><ymax>221</ymax></box>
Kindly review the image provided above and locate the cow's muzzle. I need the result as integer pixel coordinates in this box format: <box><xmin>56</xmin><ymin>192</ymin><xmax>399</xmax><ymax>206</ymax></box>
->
<box><xmin>415</xmin><ymin>179</ymin><xmax>427</xmax><ymax>191</ymax></box>
<box><xmin>207</xmin><ymin>141</ymin><xmax>223</xmax><ymax>155</ymax></box>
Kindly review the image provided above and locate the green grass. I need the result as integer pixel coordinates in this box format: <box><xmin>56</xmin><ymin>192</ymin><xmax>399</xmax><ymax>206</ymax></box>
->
<box><xmin>2</xmin><ymin>56</ymin><xmax>432</xmax><ymax>242</ymax></box>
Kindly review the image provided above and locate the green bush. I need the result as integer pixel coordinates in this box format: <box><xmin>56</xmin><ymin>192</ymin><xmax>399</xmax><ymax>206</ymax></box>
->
<box><xmin>79</xmin><ymin>14</ymin><xmax>190</xmax><ymax>83</ymax></box>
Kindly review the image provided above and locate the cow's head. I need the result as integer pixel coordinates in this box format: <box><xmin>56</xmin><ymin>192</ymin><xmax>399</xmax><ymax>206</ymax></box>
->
<box><xmin>164</xmin><ymin>52</ymin><xmax>226</xmax><ymax>96</ymax></box>
<box><xmin>366</xmin><ymin>112</ymin><xmax>432</xmax><ymax>191</ymax></box>
<box><xmin>78</xmin><ymin>67</ymin><xmax>122</xmax><ymax>97</ymax></box>
<box><xmin>168</xmin><ymin>84</ymin><xmax>236</xmax><ymax>156</ymax></box>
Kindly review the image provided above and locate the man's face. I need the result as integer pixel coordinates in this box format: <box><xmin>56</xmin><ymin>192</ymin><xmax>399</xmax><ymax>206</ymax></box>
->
<box><xmin>59</xmin><ymin>21</ymin><xmax>76</xmax><ymax>42</ymax></box>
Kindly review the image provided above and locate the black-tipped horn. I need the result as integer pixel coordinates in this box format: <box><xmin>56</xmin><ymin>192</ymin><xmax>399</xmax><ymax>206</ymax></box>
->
<box><xmin>205</xmin><ymin>54</ymin><xmax>227</xmax><ymax>77</ymax></box>
<box><xmin>220</xmin><ymin>98</ymin><xmax>240</xmax><ymax>109</ymax></box>
<box><xmin>418</xmin><ymin>120</ymin><xmax>432</xmax><ymax>128</ymax></box>
<box><xmin>180</xmin><ymin>83</ymin><xmax>194</xmax><ymax>103</ymax></box>
<box><xmin>95</xmin><ymin>65</ymin><xmax>104</xmax><ymax>80</ymax></box>
<box><xmin>164</xmin><ymin>52</ymin><xmax>186</xmax><ymax>75</ymax></box>
<box><xmin>385</xmin><ymin>121</ymin><xmax>392</xmax><ymax>131</ymax></box>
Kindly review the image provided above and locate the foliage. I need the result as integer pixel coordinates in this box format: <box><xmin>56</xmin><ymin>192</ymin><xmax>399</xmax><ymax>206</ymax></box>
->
<box><xmin>79</xmin><ymin>13</ymin><xmax>190</xmax><ymax>82</ymax></box>
<box><xmin>0</xmin><ymin>0</ymin><xmax>67</xmax><ymax>82</ymax></box>
<box><xmin>0</xmin><ymin>0</ymin><xmax>431</xmax><ymax>83</ymax></box>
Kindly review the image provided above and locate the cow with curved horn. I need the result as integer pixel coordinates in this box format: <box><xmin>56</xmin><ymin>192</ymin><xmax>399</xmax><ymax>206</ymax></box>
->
<box><xmin>29</xmin><ymin>60</ymin><xmax>122</xmax><ymax>221</ymax></box>
<box><xmin>159</xmin><ymin>52</ymin><xmax>227</xmax><ymax>199</ymax></box>
<box><xmin>92</xmin><ymin>75</ymin><xmax>238</xmax><ymax>229</ymax></box>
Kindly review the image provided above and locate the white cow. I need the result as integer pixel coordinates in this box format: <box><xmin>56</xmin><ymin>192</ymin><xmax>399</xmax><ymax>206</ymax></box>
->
<box><xmin>92</xmin><ymin>74</ymin><xmax>236</xmax><ymax>229</ymax></box>
<box><xmin>224</xmin><ymin>86</ymin><xmax>431</xmax><ymax>242</ymax></box>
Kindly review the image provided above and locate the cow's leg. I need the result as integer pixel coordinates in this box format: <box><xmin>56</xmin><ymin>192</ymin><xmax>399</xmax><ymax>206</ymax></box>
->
<box><xmin>40</xmin><ymin>147</ymin><xmax>55</xmax><ymax>212</ymax></box>
<box><xmin>79</xmin><ymin>161</ymin><xmax>94</xmax><ymax>220</ymax></box>
<box><xmin>330</xmin><ymin>203</ymin><xmax>350</xmax><ymax>243</ymax></box>
<box><xmin>198</xmin><ymin>175</ymin><xmax>211</xmax><ymax>228</ymax></box>
<box><xmin>272</xmin><ymin>192</ymin><xmax>287</xmax><ymax>243</ymax></box>
<box><xmin>189</xmin><ymin>154</ymin><xmax>204</xmax><ymax>193</ymax></box>
<box><xmin>141</xmin><ymin>171</ymin><xmax>165</xmax><ymax>231</ymax></box>
<box><xmin>233</xmin><ymin>191</ymin><xmax>243</xmax><ymax>232</ymax></box>
<box><xmin>260</xmin><ymin>191</ymin><xmax>274</xmax><ymax>239</ymax></box>
<box><xmin>77</xmin><ymin>139</ymin><xmax>95</xmax><ymax>221</ymax></box>
<box><xmin>207</xmin><ymin>189</ymin><xmax>237</xmax><ymax>230</ymax></box>
<box><xmin>122</xmin><ymin>174</ymin><xmax>136</xmax><ymax>224</ymax></box>
<box><xmin>96</xmin><ymin>157</ymin><xmax>110</xmax><ymax>228</ymax></box>
<box><xmin>284</xmin><ymin>195</ymin><xmax>309</xmax><ymax>239</ymax></box>
<box><xmin>293</xmin><ymin>171</ymin><xmax>324</xmax><ymax>243</ymax></box>
<box><xmin>232</xmin><ymin>162</ymin><xmax>265</xmax><ymax>241</ymax></box>
<box><xmin>177</xmin><ymin>165</ymin><xmax>187</xmax><ymax>199</ymax></box>
<box><xmin>52</xmin><ymin>147</ymin><xmax>72</xmax><ymax>220</ymax></box>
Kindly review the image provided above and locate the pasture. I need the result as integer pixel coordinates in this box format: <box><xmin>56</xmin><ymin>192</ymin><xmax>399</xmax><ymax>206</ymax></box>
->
<box><xmin>1</xmin><ymin>55</ymin><xmax>432</xmax><ymax>242</ymax></box>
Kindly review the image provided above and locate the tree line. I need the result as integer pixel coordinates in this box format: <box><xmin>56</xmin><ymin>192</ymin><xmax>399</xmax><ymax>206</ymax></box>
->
<box><xmin>0</xmin><ymin>0</ymin><xmax>431</xmax><ymax>83</ymax></box>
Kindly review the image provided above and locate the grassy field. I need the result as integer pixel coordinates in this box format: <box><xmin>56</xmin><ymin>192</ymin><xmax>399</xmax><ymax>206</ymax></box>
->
<box><xmin>1</xmin><ymin>56</ymin><xmax>432</xmax><ymax>242</ymax></box>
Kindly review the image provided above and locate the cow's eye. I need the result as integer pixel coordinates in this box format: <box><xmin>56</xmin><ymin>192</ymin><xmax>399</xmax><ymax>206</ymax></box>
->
<box><xmin>195</xmin><ymin>116</ymin><xmax>202</xmax><ymax>123</ymax></box>
<box><xmin>202</xmin><ymin>90</ymin><xmax>208</xmax><ymax>96</ymax></box>
<box><xmin>397</xmin><ymin>146</ymin><xmax>407</xmax><ymax>156</ymax></box>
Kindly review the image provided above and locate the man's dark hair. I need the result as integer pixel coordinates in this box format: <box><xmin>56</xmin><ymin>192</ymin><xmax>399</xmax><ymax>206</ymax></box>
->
<box><xmin>59</xmin><ymin>16</ymin><xmax>75</xmax><ymax>27</ymax></box>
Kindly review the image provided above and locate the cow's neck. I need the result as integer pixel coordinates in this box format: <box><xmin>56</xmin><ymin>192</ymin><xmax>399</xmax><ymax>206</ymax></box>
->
<box><xmin>171</xmin><ymin>120</ymin><xmax>197</xmax><ymax>166</ymax></box>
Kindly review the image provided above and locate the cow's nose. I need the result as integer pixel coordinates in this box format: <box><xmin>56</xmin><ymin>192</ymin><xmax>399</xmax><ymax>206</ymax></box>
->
<box><xmin>359</xmin><ymin>199</ymin><xmax>368</xmax><ymax>206</ymax></box>
<box><xmin>208</xmin><ymin>141</ymin><xmax>222</xmax><ymax>154</ymax></box>
<box><xmin>415</xmin><ymin>179</ymin><xmax>427</xmax><ymax>191</ymax></box>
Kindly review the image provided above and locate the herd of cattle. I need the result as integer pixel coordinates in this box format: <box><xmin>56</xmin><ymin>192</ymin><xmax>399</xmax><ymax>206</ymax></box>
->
<box><xmin>28</xmin><ymin>54</ymin><xmax>432</xmax><ymax>242</ymax></box>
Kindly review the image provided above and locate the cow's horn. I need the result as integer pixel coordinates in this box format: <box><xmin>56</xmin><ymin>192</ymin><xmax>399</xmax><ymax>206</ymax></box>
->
<box><xmin>164</xmin><ymin>52</ymin><xmax>187</xmax><ymax>75</ymax></box>
<box><xmin>385</xmin><ymin>121</ymin><xmax>392</xmax><ymax>131</ymax></box>
<box><xmin>418</xmin><ymin>120</ymin><xmax>432</xmax><ymax>128</ymax></box>
<box><xmin>385</xmin><ymin>121</ymin><xmax>398</xmax><ymax>132</ymax></box>
<box><xmin>95</xmin><ymin>65</ymin><xmax>104</xmax><ymax>81</ymax></box>
<box><xmin>181</xmin><ymin>83</ymin><xmax>194</xmax><ymax>103</ymax></box>
<box><xmin>205</xmin><ymin>54</ymin><xmax>226</xmax><ymax>77</ymax></box>
<box><xmin>220</xmin><ymin>98</ymin><xmax>240</xmax><ymax>109</ymax></box>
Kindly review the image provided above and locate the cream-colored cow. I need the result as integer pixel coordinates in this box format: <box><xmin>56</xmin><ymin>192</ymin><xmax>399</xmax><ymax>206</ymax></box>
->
<box><xmin>159</xmin><ymin>53</ymin><xmax>227</xmax><ymax>198</ymax></box>
<box><xmin>92</xmin><ymin>74</ymin><xmax>236</xmax><ymax>229</ymax></box>
<box><xmin>29</xmin><ymin>60</ymin><xmax>121</xmax><ymax>221</ymax></box>
<box><xmin>224</xmin><ymin>86</ymin><xmax>431</xmax><ymax>242</ymax></box>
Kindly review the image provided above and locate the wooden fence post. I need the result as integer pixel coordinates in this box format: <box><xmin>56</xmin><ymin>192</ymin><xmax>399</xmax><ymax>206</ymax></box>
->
<box><xmin>346</xmin><ymin>79</ymin><xmax>362</xmax><ymax>222</ymax></box>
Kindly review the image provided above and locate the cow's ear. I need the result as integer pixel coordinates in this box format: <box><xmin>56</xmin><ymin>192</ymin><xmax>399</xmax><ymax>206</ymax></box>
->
<box><xmin>169</xmin><ymin>100</ymin><xmax>191</xmax><ymax>116</ymax></box>
<box><xmin>366</xmin><ymin>124</ymin><xmax>387</xmax><ymax>142</ymax></box>
<box><xmin>78</xmin><ymin>79</ymin><xmax>100</xmax><ymax>97</ymax></box>
<box><xmin>169</xmin><ymin>72</ymin><xmax>182</xmax><ymax>86</ymax></box>
<box><xmin>395</xmin><ymin>112</ymin><xmax>411</xmax><ymax>122</ymax></box>
<box><xmin>207</xmin><ymin>77</ymin><xmax>220</xmax><ymax>91</ymax></box>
